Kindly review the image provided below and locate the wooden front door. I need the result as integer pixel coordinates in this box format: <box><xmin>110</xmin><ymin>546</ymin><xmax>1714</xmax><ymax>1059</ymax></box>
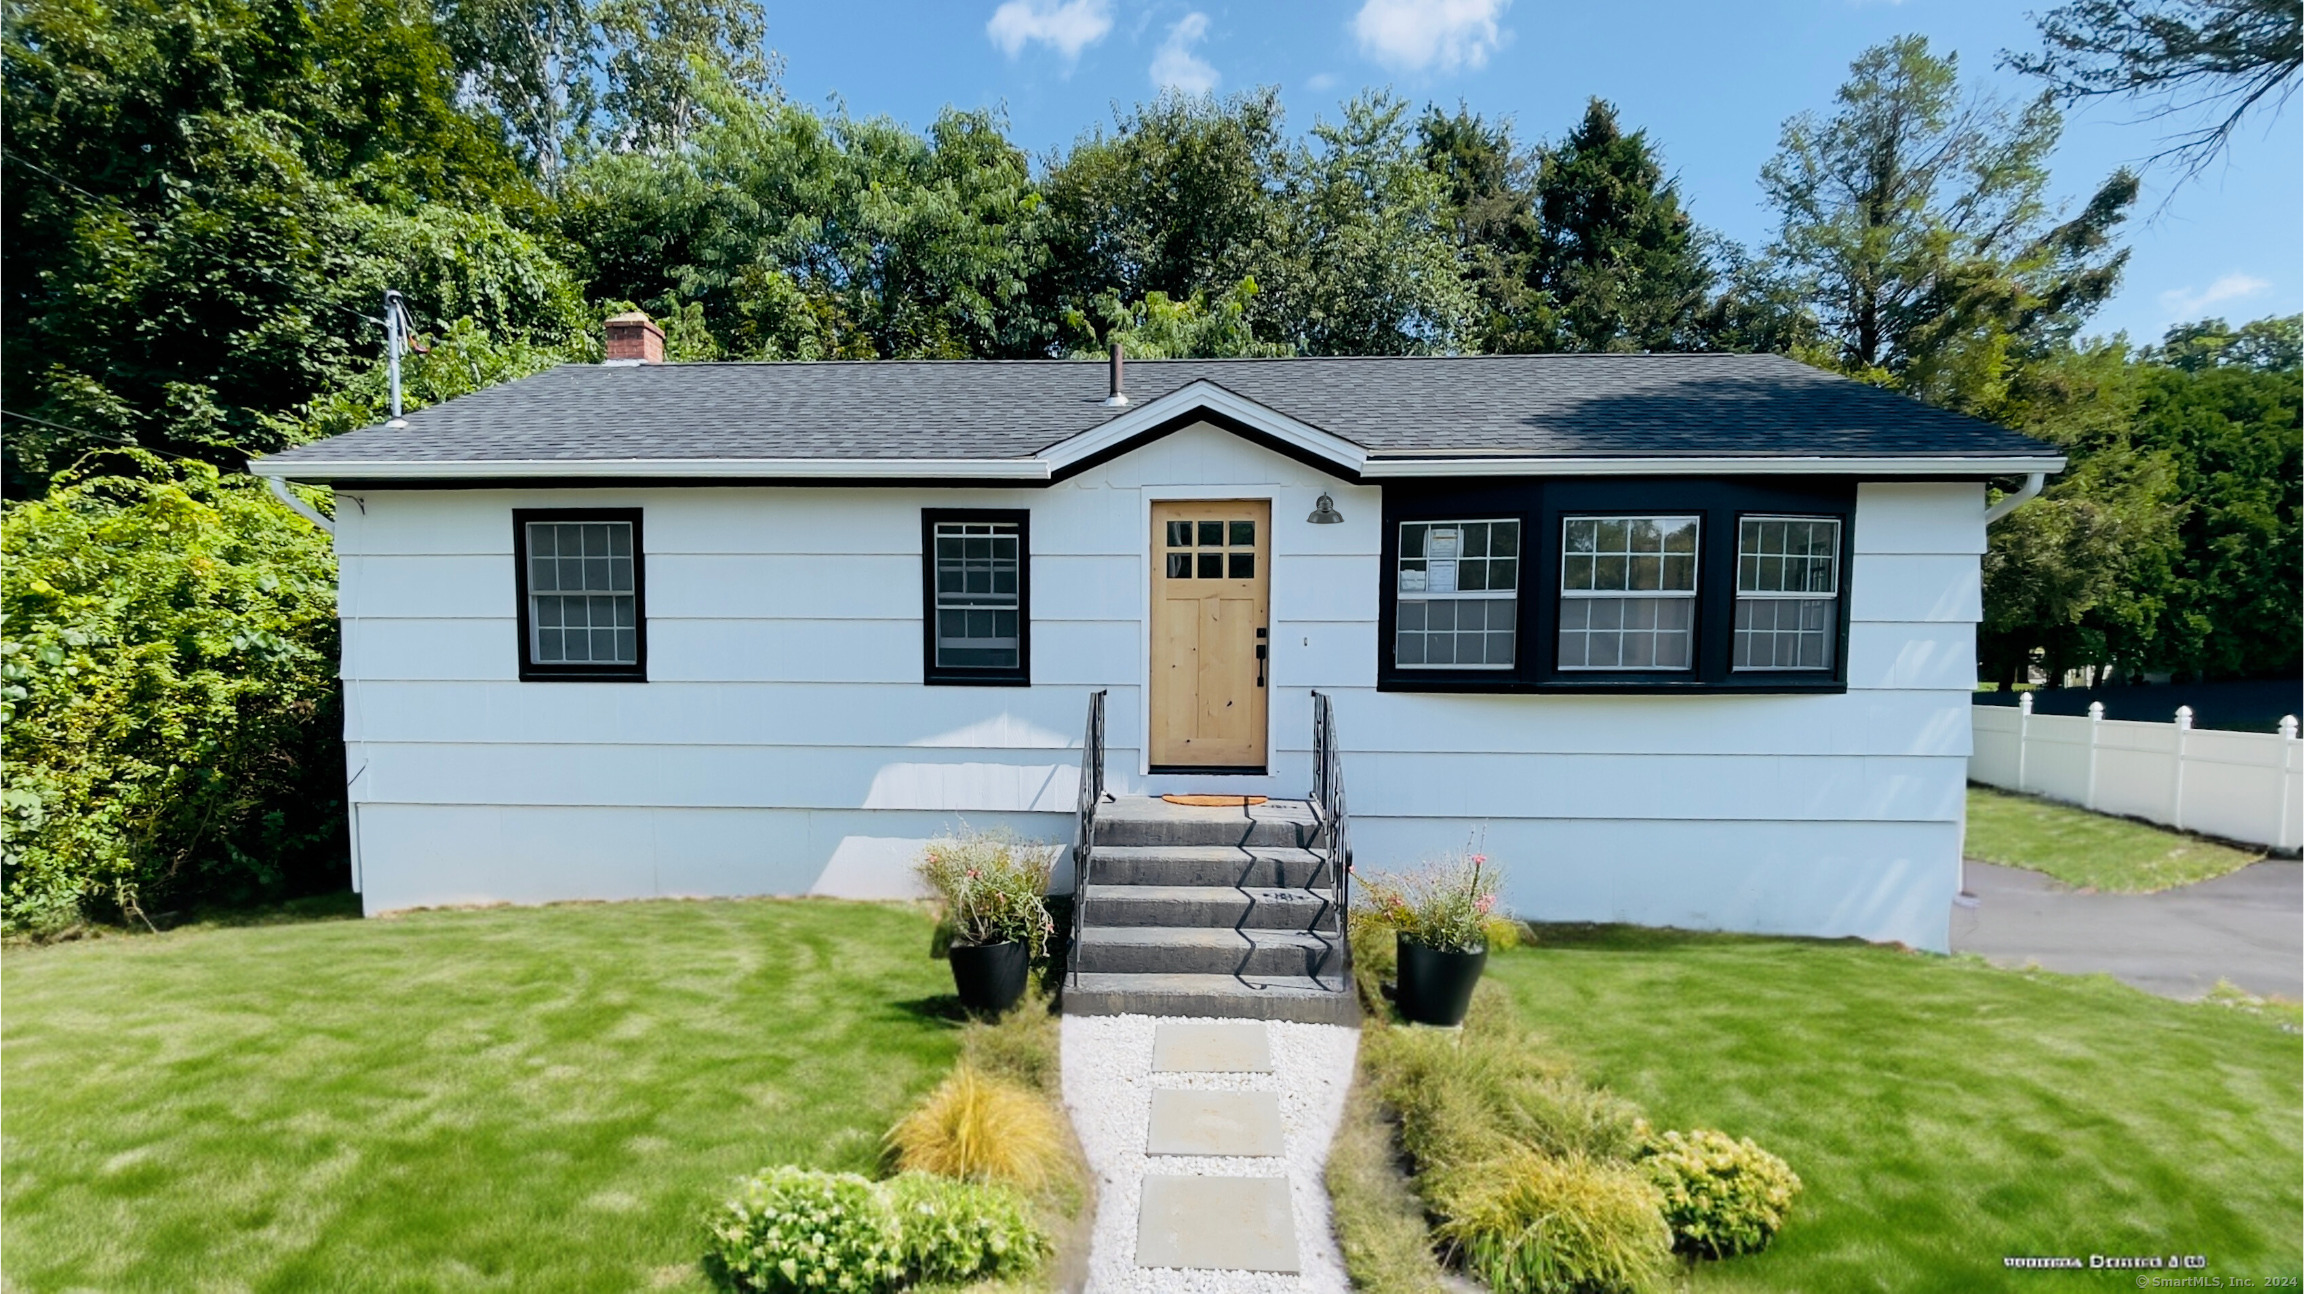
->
<box><xmin>1150</xmin><ymin>500</ymin><xmax>1270</xmax><ymax>770</ymax></box>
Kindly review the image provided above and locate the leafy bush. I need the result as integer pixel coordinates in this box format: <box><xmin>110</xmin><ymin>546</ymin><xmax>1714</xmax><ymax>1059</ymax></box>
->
<box><xmin>1357</xmin><ymin>850</ymin><xmax>1520</xmax><ymax>954</ymax></box>
<box><xmin>1432</xmin><ymin>1149</ymin><xmax>1673</xmax><ymax>1294</ymax></box>
<box><xmin>915</xmin><ymin>830</ymin><xmax>1056</xmax><ymax>955</ymax></box>
<box><xmin>884</xmin><ymin>1062</ymin><xmax>1069</xmax><ymax>1190</ymax></box>
<box><xmin>883</xmin><ymin>1172</ymin><xmax>1049</xmax><ymax>1285</ymax></box>
<box><xmin>705</xmin><ymin>1166</ymin><xmax>903</xmax><ymax>1293</ymax></box>
<box><xmin>1638</xmin><ymin>1128</ymin><xmax>1802</xmax><ymax>1258</ymax></box>
<box><xmin>1</xmin><ymin>459</ymin><xmax>344</xmax><ymax>931</ymax></box>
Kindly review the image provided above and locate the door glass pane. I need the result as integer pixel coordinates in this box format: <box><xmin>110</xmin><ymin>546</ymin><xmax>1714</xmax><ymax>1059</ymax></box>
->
<box><xmin>1167</xmin><ymin>520</ymin><xmax>1193</xmax><ymax>547</ymax></box>
<box><xmin>1197</xmin><ymin>552</ymin><xmax>1223</xmax><ymax>578</ymax></box>
<box><xmin>1197</xmin><ymin>520</ymin><xmax>1224</xmax><ymax>546</ymax></box>
<box><xmin>1167</xmin><ymin>553</ymin><xmax>1192</xmax><ymax>578</ymax></box>
<box><xmin>1229</xmin><ymin>520</ymin><xmax>1255</xmax><ymax>546</ymax></box>
<box><xmin>1228</xmin><ymin>553</ymin><xmax>1254</xmax><ymax>578</ymax></box>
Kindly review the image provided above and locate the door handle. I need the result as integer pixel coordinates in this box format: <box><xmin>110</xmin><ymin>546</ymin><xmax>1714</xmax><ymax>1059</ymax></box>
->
<box><xmin>1255</xmin><ymin>638</ymin><xmax>1267</xmax><ymax>687</ymax></box>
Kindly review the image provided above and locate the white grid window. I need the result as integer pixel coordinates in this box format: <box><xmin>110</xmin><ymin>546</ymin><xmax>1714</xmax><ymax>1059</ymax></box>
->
<box><xmin>528</xmin><ymin>521</ymin><xmax>637</xmax><ymax>665</ymax></box>
<box><xmin>1734</xmin><ymin>516</ymin><xmax>1840</xmax><ymax>671</ymax></box>
<box><xmin>1396</xmin><ymin>519</ymin><xmax>1519</xmax><ymax>668</ymax></box>
<box><xmin>1558</xmin><ymin>515</ymin><xmax>1699</xmax><ymax>670</ymax></box>
<box><xmin>935</xmin><ymin>522</ymin><xmax>1021</xmax><ymax>670</ymax></box>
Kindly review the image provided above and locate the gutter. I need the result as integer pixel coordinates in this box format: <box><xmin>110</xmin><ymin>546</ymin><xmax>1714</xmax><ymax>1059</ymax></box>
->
<box><xmin>1982</xmin><ymin>471</ymin><xmax>2047</xmax><ymax>525</ymax></box>
<box><xmin>249</xmin><ymin>453</ymin><xmax>2070</xmax><ymax>486</ymax></box>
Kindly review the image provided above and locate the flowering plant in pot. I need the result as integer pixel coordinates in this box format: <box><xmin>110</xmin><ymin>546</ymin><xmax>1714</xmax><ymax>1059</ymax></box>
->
<box><xmin>1358</xmin><ymin>850</ymin><xmax>1518</xmax><ymax>1026</ymax></box>
<box><xmin>917</xmin><ymin>831</ymin><xmax>1057</xmax><ymax>1016</ymax></box>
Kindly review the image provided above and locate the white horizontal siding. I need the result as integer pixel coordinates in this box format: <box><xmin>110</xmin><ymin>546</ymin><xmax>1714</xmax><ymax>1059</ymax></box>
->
<box><xmin>1848</xmin><ymin>554</ymin><xmax>1983</xmax><ymax>622</ymax></box>
<box><xmin>1353</xmin><ymin>816</ymin><xmax>1961</xmax><ymax>947</ymax></box>
<box><xmin>341</xmin><ymin>679</ymin><xmax>1972</xmax><ymax>758</ymax></box>
<box><xmin>1852</xmin><ymin>482</ymin><xmax>1985</xmax><ymax>554</ymax></box>
<box><xmin>334</xmin><ymin>428</ymin><xmax>1987</xmax><ymax>949</ymax></box>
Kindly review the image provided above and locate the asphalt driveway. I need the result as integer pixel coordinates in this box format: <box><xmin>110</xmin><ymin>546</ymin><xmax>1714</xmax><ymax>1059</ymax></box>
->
<box><xmin>1950</xmin><ymin>859</ymin><xmax>2303</xmax><ymax>1001</ymax></box>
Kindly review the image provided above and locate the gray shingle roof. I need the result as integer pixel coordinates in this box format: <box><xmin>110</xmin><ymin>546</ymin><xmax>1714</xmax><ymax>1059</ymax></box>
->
<box><xmin>257</xmin><ymin>352</ymin><xmax>2054</xmax><ymax>474</ymax></box>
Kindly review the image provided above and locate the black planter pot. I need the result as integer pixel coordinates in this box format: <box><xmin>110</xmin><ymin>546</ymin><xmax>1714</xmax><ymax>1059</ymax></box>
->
<box><xmin>948</xmin><ymin>940</ymin><xmax>1030</xmax><ymax>1015</ymax></box>
<box><xmin>1395</xmin><ymin>934</ymin><xmax>1486</xmax><ymax>1026</ymax></box>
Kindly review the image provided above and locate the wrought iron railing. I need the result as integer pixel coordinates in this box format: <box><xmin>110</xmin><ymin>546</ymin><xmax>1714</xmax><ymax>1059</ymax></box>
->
<box><xmin>1309</xmin><ymin>690</ymin><xmax>1351</xmax><ymax>958</ymax></box>
<box><xmin>1068</xmin><ymin>689</ymin><xmax>1108</xmax><ymax>987</ymax></box>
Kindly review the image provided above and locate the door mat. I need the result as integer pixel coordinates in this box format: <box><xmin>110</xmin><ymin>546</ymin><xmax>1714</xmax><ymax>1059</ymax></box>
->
<box><xmin>1161</xmin><ymin>794</ymin><xmax>1269</xmax><ymax>807</ymax></box>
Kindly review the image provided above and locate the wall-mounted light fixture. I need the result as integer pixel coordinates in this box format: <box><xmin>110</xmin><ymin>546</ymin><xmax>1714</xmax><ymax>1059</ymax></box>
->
<box><xmin>1306</xmin><ymin>493</ymin><xmax>1345</xmax><ymax>524</ymax></box>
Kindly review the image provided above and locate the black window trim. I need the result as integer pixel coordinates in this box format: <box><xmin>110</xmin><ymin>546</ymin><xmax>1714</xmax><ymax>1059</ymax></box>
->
<box><xmin>922</xmin><ymin>507</ymin><xmax>1032</xmax><ymax>687</ymax></box>
<box><xmin>513</xmin><ymin>507</ymin><xmax>649</xmax><ymax>683</ymax></box>
<box><xmin>1377</xmin><ymin>478</ymin><xmax>1855</xmax><ymax>695</ymax></box>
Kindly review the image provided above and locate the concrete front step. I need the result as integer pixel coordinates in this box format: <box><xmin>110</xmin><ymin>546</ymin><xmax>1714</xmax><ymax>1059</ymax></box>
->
<box><xmin>1075</xmin><ymin>925</ymin><xmax>1339</xmax><ymax>977</ymax></box>
<box><xmin>1081</xmin><ymin>883</ymin><xmax>1337</xmax><ymax>930</ymax></box>
<box><xmin>1095</xmin><ymin>796</ymin><xmax>1318</xmax><ymax>849</ymax></box>
<box><xmin>1085</xmin><ymin>845</ymin><xmax>1331</xmax><ymax>889</ymax></box>
<box><xmin>1064</xmin><ymin>972</ymin><xmax>1357</xmax><ymax>1024</ymax></box>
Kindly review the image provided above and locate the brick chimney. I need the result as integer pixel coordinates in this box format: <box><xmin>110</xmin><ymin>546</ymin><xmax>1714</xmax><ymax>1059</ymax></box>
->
<box><xmin>604</xmin><ymin>311</ymin><xmax>665</xmax><ymax>364</ymax></box>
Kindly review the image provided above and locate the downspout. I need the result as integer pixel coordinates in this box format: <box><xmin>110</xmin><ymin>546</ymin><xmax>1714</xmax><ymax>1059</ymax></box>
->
<box><xmin>266</xmin><ymin>475</ymin><xmax>334</xmax><ymax>536</ymax></box>
<box><xmin>1982</xmin><ymin>471</ymin><xmax>2046</xmax><ymax>525</ymax></box>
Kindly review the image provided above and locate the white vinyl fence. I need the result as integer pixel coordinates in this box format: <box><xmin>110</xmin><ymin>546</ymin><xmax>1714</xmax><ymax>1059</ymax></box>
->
<box><xmin>1971</xmin><ymin>696</ymin><xmax>2304</xmax><ymax>850</ymax></box>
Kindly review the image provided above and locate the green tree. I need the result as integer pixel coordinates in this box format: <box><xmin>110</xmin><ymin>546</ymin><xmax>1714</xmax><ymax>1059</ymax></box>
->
<box><xmin>1</xmin><ymin>456</ymin><xmax>345</xmax><ymax>932</ymax></box>
<box><xmin>2132</xmin><ymin>317</ymin><xmax>2302</xmax><ymax>678</ymax></box>
<box><xmin>559</xmin><ymin>87</ymin><xmax>1049</xmax><ymax>359</ymax></box>
<box><xmin>1280</xmin><ymin>92</ymin><xmax>1475</xmax><ymax>355</ymax></box>
<box><xmin>1067</xmin><ymin>280</ymin><xmax>1289</xmax><ymax>359</ymax></box>
<box><xmin>0</xmin><ymin>0</ymin><xmax>564</xmax><ymax>495</ymax></box>
<box><xmin>1759</xmin><ymin>35</ymin><xmax>2135</xmax><ymax>400</ymax></box>
<box><xmin>1525</xmin><ymin>98</ymin><xmax>1716</xmax><ymax>352</ymax></box>
<box><xmin>1038</xmin><ymin>90</ymin><xmax>1296</xmax><ymax>349</ymax></box>
<box><xmin>435</xmin><ymin>0</ymin><xmax>772</xmax><ymax>177</ymax></box>
<box><xmin>1416</xmin><ymin>105</ymin><xmax>1541</xmax><ymax>351</ymax></box>
<box><xmin>2008</xmin><ymin>0</ymin><xmax>2302</xmax><ymax>173</ymax></box>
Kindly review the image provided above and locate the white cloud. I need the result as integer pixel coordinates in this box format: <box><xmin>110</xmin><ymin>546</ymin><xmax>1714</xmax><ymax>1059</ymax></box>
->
<box><xmin>2159</xmin><ymin>273</ymin><xmax>2270</xmax><ymax>319</ymax></box>
<box><xmin>1306</xmin><ymin>71</ymin><xmax>1339</xmax><ymax>91</ymax></box>
<box><xmin>986</xmin><ymin>0</ymin><xmax>1113</xmax><ymax>60</ymax></box>
<box><xmin>1150</xmin><ymin>12</ymin><xmax>1219</xmax><ymax>93</ymax></box>
<box><xmin>1351</xmin><ymin>0</ymin><xmax>1509</xmax><ymax>73</ymax></box>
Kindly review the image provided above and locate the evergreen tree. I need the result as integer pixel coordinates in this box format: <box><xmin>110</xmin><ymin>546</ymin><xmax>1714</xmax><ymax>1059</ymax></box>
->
<box><xmin>1526</xmin><ymin>98</ymin><xmax>1715</xmax><ymax>352</ymax></box>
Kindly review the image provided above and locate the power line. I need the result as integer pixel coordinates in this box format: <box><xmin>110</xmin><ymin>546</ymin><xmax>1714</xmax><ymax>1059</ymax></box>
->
<box><xmin>0</xmin><ymin>407</ymin><xmax>231</xmax><ymax>469</ymax></box>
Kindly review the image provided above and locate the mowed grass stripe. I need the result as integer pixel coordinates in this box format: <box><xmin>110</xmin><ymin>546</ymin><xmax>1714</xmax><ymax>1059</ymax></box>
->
<box><xmin>1965</xmin><ymin>784</ymin><xmax>2263</xmax><ymax>893</ymax></box>
<box><xmin>1486</xmin><ymin>927</ymin><xmax>2302</xmax><ymax>1292</ymax></box>
<box><xmin>2</xmin><ymin>899</ymin><xmax>961</xmax><ymax>1292</ymax></box>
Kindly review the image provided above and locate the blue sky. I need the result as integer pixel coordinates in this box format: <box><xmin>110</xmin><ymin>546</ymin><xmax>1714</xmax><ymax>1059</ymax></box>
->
<box><xmin>758</xmin><ymin>0</ymin><xmax>2300</xmax><ymax>347</ymax></box>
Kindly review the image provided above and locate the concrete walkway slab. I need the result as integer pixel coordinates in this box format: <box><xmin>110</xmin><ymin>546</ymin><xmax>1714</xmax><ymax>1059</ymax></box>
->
<box><xmin>1152</xmin><ymin>1021</ymin><xmax>1275</xmax><ymax>1072</ymax></box>
<box><xmin>1136</xmin><ymin>1174</ymin><xmax>1300</xmax><ymax>1272</ymax></box>
<box><xmin>1146</xmin><ymin>1089</ymin><xmax>1285</xmax><ymax>1157</ymax></box>
<box><xmin>1952</xmin><ymin>859</ymin><xmax>2302</xmax><ymax>1000</ymax></box>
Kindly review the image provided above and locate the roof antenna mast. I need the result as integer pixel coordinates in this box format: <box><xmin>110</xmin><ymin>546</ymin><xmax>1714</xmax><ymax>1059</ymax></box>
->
<box><xmin>382</xmin><ymin>289</ymin><xmax>418</xmax><ymax>428</ymax></box>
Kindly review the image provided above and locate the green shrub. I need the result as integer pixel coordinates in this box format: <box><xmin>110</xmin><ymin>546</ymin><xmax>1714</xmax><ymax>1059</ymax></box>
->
<box><xmin>1638</xmin><ymin>1128</ymin><xmax>1803</xmax><ymax>1258</ymax></box>
<box><xmin>1432</xmin><ymin>1149</ymin><xmax>1672</xmax><ymax>1294</ymax></box>
<box><xmin>706</xmin><ymin>1167</ymin><xmax>903</xmax><ymax>1293</ymax></box>
<box><xmin>1</xmin><ymin>459</ymin><xmax>344</xmax><ymax>932</ymax></box>
<box><xmin>915</xmin><ymin>830</ymin><xmax>1057</xmax><ymax>956</ymax></box>
<box><xmin>883</xmin><ymin>1172</ymin><xmax>1048</xmax><ymax>1285</ymax></box>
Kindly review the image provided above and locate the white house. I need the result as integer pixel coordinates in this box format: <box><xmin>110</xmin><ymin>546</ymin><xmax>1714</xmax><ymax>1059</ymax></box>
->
<box><xmin>254</xmin><ymin>316</ymin><xmax>2062</xmax><ymax>955</ymax></box>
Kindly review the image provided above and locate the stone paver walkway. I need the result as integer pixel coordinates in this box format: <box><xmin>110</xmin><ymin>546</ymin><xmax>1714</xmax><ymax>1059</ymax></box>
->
<box><xmin>1061</xmin><ymin>1014</ymin><xmax>1358</xmax><ymax>1291</ymax></box>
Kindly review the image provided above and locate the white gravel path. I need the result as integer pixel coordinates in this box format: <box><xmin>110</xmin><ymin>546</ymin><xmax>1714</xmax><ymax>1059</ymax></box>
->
<box><xmin>1061</xmin><ymin>1014</ymin><xmax>1360</xmax><ymax>1292</ymax></box>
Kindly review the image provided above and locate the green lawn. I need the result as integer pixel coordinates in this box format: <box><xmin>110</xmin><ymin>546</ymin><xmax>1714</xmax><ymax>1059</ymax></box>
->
<box><xmin>1488</xmin><ymin>927</ymin><xmax>2303</xmax><ymax>1292</ymax></box>
<box><xmin>2</xmin><ymin>898</ymin><xmax>965</xmax><ymax>1292</ymax></box>
<box><xmin>1965</xmin><ymin>784</ymin><xmax>2264</xmax><ymax>892</ymax></box>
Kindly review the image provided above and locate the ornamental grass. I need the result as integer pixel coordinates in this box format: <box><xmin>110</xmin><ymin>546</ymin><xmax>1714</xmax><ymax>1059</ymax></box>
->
<box><xmin>884</xmin><ymin>1061</ymin><xmax>1070</xmax><ymax>1190</ymax></box>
